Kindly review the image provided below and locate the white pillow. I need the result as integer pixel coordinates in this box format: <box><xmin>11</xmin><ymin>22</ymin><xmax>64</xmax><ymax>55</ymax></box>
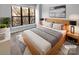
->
<box><xmin>42</xmin><ymin>20</ymin><xmax>53</xmax><ymax>28</ymax></box>
<box><xmin>53</xmin><ymin>23</ymin><xmax>63</xmax><ymax>30</ymax></box>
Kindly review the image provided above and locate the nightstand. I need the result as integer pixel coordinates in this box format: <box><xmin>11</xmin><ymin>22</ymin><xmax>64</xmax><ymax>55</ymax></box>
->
<box><xmin>66</xmin><ymin>32</ymin><xmax>79</xmax><ymax>45</ymax></box>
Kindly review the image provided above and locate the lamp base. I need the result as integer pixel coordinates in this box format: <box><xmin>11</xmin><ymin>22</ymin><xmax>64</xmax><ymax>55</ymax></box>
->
<box><xmin>70</xmin><ymin>25</ymin><xmax>75</xmax><ymax>34</ymax></box>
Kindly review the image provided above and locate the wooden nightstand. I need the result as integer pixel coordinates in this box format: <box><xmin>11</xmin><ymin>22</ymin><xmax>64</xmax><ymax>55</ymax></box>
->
<box><xmin>66</xmin><ymin>32</ymin><xmax>79</xmax><ymax>44</ymax></box>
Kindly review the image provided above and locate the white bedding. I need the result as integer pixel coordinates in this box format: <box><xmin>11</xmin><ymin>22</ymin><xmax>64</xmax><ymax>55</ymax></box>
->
<box><xmin>22</xmin><ymin>30</ymin><xmax>51</xmax><ymax>54</ymax></box>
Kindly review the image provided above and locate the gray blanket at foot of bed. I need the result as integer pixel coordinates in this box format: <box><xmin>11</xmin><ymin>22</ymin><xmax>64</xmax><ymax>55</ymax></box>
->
<box><xmin>30</xmin><ymin>27</ymin><xmax>62</xmax><ymax>46</ymax></box>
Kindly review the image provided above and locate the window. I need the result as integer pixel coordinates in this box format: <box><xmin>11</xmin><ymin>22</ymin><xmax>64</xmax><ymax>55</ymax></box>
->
<box><xmin>11</xmin><ymin>6</ymin><xmax>35</xmax><ymax>27</ymax></box>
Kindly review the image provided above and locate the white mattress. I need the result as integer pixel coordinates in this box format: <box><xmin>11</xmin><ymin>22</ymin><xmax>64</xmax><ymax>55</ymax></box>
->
<box><xmin>22</xmin><ymin>30</ymin><xmax>51</xmax><ymax>54</ymax></box>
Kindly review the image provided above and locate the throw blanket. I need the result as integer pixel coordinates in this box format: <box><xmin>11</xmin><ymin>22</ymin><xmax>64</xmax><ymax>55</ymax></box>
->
<box><xmin>30</xmin><ymin>27</ymin><xmax>62</xmax><ymax>46</ymax></box>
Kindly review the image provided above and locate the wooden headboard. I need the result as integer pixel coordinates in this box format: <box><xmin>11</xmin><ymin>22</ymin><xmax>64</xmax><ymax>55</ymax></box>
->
<box><xmin>46</xmin><ymin>18</ymin><xmax>70</xmax><ymax>31</ymax></box>
<box><xmin>46</xmin><ymin>18</ymin><xmax>69</xmax><ymax>25</ymax></box>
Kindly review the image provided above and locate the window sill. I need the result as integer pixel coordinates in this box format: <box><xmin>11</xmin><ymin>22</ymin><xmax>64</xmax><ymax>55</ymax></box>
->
<box><xmin>10</xmin><ymin>24</ymin><xmax>36</xmax><ymax>34</ymax></box>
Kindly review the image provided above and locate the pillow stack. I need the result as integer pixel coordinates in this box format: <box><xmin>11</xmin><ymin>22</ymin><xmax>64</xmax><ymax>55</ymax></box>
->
<box><xmin>53</xmin><ymin>23</ymin><xmax>63</xmax><ymax>30</ymax></box>
<box><xmin>42</xmin><ymin>20</ymin><xmax>63</xmax><ymax>30</ymax></box>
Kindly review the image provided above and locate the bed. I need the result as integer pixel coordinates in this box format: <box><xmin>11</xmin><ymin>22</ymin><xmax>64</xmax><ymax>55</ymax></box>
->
<box><xmin>22</xmin><ymin>18</ymin><xmax>69</xmax><ymax>55</ymax></box>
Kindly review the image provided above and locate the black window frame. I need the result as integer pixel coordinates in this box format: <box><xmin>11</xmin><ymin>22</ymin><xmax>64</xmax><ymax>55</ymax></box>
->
<box><xmin>11</xmin><ymin>6</ymin><xmax>35</xmax><ymax>27</ymax></box>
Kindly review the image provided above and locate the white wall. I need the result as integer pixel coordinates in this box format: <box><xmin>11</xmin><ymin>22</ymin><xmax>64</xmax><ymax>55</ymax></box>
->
<box><xmin>0</xmin><ymin>4</ymin><xmax>11</xmax><ymax>17</ymax></box>
<box><xmin>66</xmin><ymin>4</ymin><xmax>79</xmax><ymax>26</ymax></box>
<box><xmin>66</xmin><ymin>4</ymin><xmax>79</xmax><ymax>18</ymax></box>
<box><xmin>35</xmin><ymin>4</ymin><xmax>41</xmax><ymax>27</ymax></box>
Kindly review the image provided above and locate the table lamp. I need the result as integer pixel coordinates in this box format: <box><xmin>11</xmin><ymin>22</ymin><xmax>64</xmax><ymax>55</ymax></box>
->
<box><xmin>69</xmin><ymin>14</ymin><xmax>78</xmax><ymax>33</ymax></box>
<box><xmin>69</xmin><ymin>21</ymin><xmax>76</xmax><ymax>33</ymax></box>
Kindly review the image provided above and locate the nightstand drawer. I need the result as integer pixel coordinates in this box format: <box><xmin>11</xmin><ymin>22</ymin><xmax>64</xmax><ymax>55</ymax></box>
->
<box><xmin>67</xmin><ymin>32</ymin><xmax>79</xmax><ymax>44</ymax></box>
<box><xmin>67</xmin><ymin>34</ymin><xmax>79</xmax><ymax>39</ymax></box>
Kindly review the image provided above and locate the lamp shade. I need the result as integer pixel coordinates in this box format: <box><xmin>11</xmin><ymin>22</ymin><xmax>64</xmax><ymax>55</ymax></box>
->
<box><xmin>69</xmin><ymin>14</ymin><xmax>79</xmax><ymax>26</ymax></box>
<box><xmin>40</xmin><ymin>18</ymin><xmax>44</xmax><ymax>21</ymax></box>
<box><xmin>69</xmin><ymin>21</ymin><xmax>76</xmax><ymax>25</ymax></box>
